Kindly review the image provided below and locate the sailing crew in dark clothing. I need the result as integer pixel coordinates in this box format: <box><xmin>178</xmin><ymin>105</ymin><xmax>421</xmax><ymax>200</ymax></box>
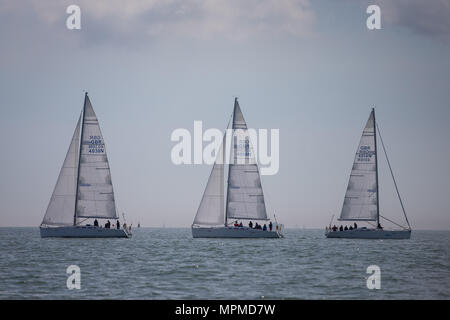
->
<box><xmin>269</xmin><ymin>221</ymin><xmax>273</xmax><ymax>231</ymax></box>
<box><xmin>344</xmin><ymin>226</ymin><xmax>348</xmax><ymax>231</ymax></box>
<box><xmin>377</xmin><ymin>223</ymin><xmax>383</xmax><ymax>230</ymax></box>
<box><xmin>332</xmin><ymin>225</ymin><xmax>337</xmax><ymax>231</ymax></box>
<box><xmin>117</xmin><ymin>220</ymin><xmax>120</xmax><ymax>230</ymax></box>
<box><xmin>263</xmin><ymin>224</ymin><xmax>267</xmax><ymax>231</ymax></box>
<box><xmin>354</xmin><ymin>222</ymin><xmax>357</xmax><ymax>229</ymax></box>
<box><xmin>94</xmin><ymin>219</ymin><xmax>99</xmax><ymax>227</ymax></box>
<box><xmin>105</xmin><ymin>220</ymin><xmax>111</xmax><ymax>229</ymax></box>
<box><xmin>249</xmin><ymin>221</ymin><xmax>253</xmax><ymax>228</ymax></box>
<box><xmin>339</xmin><ymin>225</ymin><xmax>343</xmax><ymax>231</ymax></box>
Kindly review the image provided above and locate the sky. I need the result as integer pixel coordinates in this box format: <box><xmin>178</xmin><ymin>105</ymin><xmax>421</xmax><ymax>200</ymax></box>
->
<box><xmin>0</xmin><ymin>0</ymin><xmax>449</xmax><ymax>229</ymax></box>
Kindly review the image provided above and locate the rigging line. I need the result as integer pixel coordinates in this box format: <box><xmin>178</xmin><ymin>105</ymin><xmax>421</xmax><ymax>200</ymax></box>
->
<box><xmin>367</xmin><ymin>220</ymin><xmax>377</xmax><ymax>228</ymax></box>
<box><xmin>376</xmin><ymin>123</ymin><xmax>411</xmax><ymax>229</ymax></box>
<box><xmin>380</xmin><ymin>215</ymin><xmax>408</xmax><ymax>230</ymax></box>
<box><xmin>74</xmin><ymin>217</ymin><xmax>89</xmax><ymax>226</ymax></box>
<box><xmin>379</xmin><ymin>215</ymin><xmax>409</xmax><ymax>230</ymax></box>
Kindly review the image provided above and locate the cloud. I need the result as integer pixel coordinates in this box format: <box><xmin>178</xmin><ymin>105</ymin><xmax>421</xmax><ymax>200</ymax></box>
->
<box><xmin>378</xmin><ymin>0</ymin><xmax>450</xmax><ymax>42</ymax></box>
<box><xmin>0</xmin><ymin>0</ymin><xmax>315</xmax><ymax>46</ymax></box>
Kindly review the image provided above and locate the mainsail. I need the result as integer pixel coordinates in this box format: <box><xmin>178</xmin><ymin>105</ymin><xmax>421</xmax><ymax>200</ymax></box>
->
<box><xmin>75</xmin><ymin>95</ymin><xmax>117</xmax><ymax>221</ymax></box>
<box><xmin>42</xmin><ymin>115</ymin><xmax>81</xmax><ymax>226</ymax></box>
<box><xmin>339</xmin><ymin>110</ymin><xmax>378</xmax><ymax>221</ymax></box>
<box><xmin>226</xmin><ymin>99</ymin><xmax>267</xmax><ymax>221</ymax></box>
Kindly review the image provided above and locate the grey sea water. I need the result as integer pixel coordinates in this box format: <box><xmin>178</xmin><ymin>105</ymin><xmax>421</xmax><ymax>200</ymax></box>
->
<box><xmin>0</xmin><ymin>228</ymin><xmax>449</xmax><ymax>299</ymax></box>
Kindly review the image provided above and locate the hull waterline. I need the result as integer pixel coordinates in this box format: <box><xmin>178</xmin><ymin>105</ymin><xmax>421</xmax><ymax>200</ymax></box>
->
<box><xmin>40</xmin><ymin>226</ymin><xmax>131</xmax><ymax>238</ymax></box>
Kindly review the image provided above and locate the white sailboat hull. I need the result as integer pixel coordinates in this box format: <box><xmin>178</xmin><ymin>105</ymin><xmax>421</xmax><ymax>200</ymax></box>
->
<box><xmin>192</xmin><ymin>226</ymin><xmax>283</xmax><ymax>238</ymax></box>
<box><xmin>40</xmin><ymin>226</ymin><xmax>131</xmax><ymax>238</ymax></box>
<box><xmin>325</xmin><ymin>228</ymin><xmax>411</xmax><ymax>239</ymax></box>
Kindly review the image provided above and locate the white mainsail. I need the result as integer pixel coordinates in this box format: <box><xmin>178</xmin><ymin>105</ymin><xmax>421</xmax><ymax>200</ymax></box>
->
<box><xmin>226</xmin><ymin>100</ymin><xmax>267</xmax><ymax>221</ymax></box>
<box><xmin>42</xmin><ymin>115</ymin><xmax>81</xmax><ymax>226</ymax></box>
<box><xmin>75</xmin><ymin>95</ymin><xmax>117</xmax><ymax>220</ymax></box>
<box><xmin>339</xmin><ymin>110</ymin><xmax>378</xmax><ymax>221</ymax></box>
<box><xmin>193</xmin><ymin>135</ymin><xmax>225</xmax><ymax>226</ymax></box>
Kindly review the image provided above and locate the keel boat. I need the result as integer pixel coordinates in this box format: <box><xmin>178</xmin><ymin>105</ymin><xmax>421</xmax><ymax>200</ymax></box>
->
<box><xmin>326</xmin><ymin>108</ymin><xmax>411</xmax><ymax>239</ymax></box>
<box><xmin>40</xmin><ymin>93</ymin><xmax>131</xmax><ymax>238</ymax></box>
<box><xmin>192</xmin><ymin>99</ymin><xmax>283</xmax><ymax>238</ymax></box>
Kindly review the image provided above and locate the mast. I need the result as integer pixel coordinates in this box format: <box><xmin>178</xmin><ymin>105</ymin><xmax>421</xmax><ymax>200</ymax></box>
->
<box><xmin>224</xmin><ymin>98</ymin><xmax>237</xmax><ymax>227</ymax></box>
<box><xmin>74</xmin><ymin>92</ymin><xmax>87</xmax><ymax>226</ymax></box>
<box><xmin>372</xmin><ymin>108</ymin><xmax>380</xmax><ymax>228</ymax></box>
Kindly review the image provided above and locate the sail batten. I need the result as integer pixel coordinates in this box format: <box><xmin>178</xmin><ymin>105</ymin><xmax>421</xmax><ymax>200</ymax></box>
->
<box><xmin>339</xmin><ymin>110</ymin><xmax>378</xmax><ymax>221</ymax></box>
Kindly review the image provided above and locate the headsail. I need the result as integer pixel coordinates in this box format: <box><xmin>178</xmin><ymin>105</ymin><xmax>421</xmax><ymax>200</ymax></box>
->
<box><xmin>339</xmin><ymin>110</ymin><xmax>378</xmax><ymax>221</ymax></box>
<box><xmin>193</xmin><ymin>134</ymin><xmax>225</xmax><ymax>226</ymax></box>
<box><xmin>75</xmin><ymin>95</ymin><xmax>118</xmax><ymax>220</ymax></box>
<box><xmin>42</xmin><ymin>115</ymin><xmax>81</xmax><ymax>226</ymax></box>
<box><xmin>226</xmin><ymin>99</ymin><xmax>267</xmax><ymax>221</ymax></box>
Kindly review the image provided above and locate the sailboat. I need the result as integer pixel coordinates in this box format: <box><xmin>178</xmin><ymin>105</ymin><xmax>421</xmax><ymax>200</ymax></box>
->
<box><xmin>325</xmin><ymin>108</ymin><xmax>411</xmax><ymax>239</ymax></box>
<box><xmin>192</xmin><ymin>98</ymin><xmax>283</xmax><ymax>238</ymax></box>
<box><xmin>40</xmin><ymin>93</ymin><xmax>131</xmax><ymax>238</ymax></box>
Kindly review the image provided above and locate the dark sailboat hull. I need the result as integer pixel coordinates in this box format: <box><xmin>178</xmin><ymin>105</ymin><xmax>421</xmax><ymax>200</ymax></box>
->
<box><xmin>40</xmin><ymin>226</ymin><xmax>131</xmax><ymax>238</ymax></box>
<box><xmin>325</xmin><ymin>228</ymin><xmax>411</xmax><ymax>239</ymax></box>
<box><xmin>192</xmin><ymin>226</ymin><xmax>283</xmax><ymax>238</ymax></box>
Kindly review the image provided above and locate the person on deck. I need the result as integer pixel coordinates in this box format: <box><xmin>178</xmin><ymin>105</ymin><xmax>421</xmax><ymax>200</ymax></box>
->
<box><xmin>234</xmin><ymin>221</ymin><xmax>239</xmax><ymax>227</ymax></box>
<box><xmin>339</xmin><ymin>225</ymin><xmax>343</xmax><ymax>231</ymax></box>
<box><xmin>332</xmin><ymin>225</ymin><xmax>337</xmax><ymax>232</ymax></box>
<box><xmin>117</xmin><ymin>220</ymin><xmax>120</xmax><ymax>230</ymax></box>
<box><xmin>349</xmin><ymin>226</ymin><xmax>353</xmax><ymax>230</ymax></box>
<box><xmin>94</xmin><ymin>219</ymin><xmax>99</xmax><ymax>227</ymax></box>
<box><xmin>249</xmin><ymin>221</ymin><xmax>253</xmax><ymax>228</ymax></box>
<box><xmin>239</xmin><ymin>222</ymin><xmax>243</xmax><ymax>227</ymax></box>
<box><xmin>269</xmin><ymin>221</ymin><xmax>273</xmax><ymax>231</ymax></box>
<box><xmin>354</xmin><ymin>222</ymin><xmax>357</xmax><ymax>229</ymax></box>
<box><xmin>377</xmin><ymin>223</ymin><xmax>383</xmax><ymax>230</ymax></box>
<box><xmin>344</xmin><ymin>226</ymin><xmax>348</xmax><ymax>231</ymax></box>
<box><xmin>263</xmin><ymin>224</ymin><xmax>267</xmax><ymax>231</ymax></box>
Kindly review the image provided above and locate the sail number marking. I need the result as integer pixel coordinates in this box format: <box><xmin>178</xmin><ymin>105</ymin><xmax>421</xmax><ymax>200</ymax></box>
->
<box><xmin>87</xmin><ymin>135</ymin><xmax>104</xmax><ymax>153</ymax></box>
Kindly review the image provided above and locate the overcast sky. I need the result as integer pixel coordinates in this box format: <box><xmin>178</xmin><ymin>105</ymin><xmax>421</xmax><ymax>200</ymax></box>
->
<box><xmin>0</xmin><ymin>0</ymin><xmax>449</xmax><ymax>229</ymax></box>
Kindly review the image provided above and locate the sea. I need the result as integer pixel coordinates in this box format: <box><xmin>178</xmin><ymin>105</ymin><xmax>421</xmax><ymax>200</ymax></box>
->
<box><xmin>0</xmin><ymin>228</ymin><xmax>449</xmax><ymax>299</ymax></box>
